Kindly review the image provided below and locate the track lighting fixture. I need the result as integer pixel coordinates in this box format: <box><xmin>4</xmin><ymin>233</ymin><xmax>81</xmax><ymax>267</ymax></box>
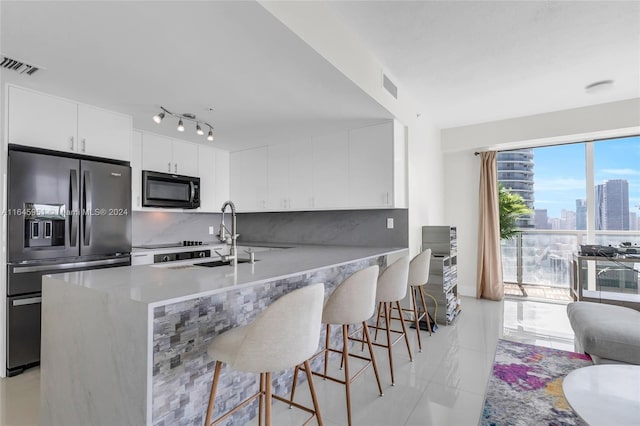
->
<box><xmin>152</xmin><ymin>106</ymin><xmax>215</xmax><ymax>142</ymax></box>
<box><xmin>152</xmin><ymin>112</ymin><xmax>165</xmax><ymax>124</ymax></box>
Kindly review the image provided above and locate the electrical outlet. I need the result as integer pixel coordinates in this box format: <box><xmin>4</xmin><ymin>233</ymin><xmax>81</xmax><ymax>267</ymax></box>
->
<box><xmin>208</xmin><ymin>226</ymin><xmax>214</xmax><ymax>235</ymax></box>
<box><xmin>386</xmin><ymin>218</ymin><xmax>394</xmax><ymax>229</ymax></box>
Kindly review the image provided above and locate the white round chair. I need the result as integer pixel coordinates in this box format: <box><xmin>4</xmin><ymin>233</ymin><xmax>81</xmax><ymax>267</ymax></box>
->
<box><xmin>370</xmin><ymin>256</ymin><xmax>413</xmax><ymax>385</ymax></box>
<box><xmin>290</xmin><ymin>265</ymin><xmax>383</xmax><ymax>426</ymax></box>
<box><xmin>205</xmin><ymin>283</ymin><xmax>325</xmax><ymax>426</ymax></box>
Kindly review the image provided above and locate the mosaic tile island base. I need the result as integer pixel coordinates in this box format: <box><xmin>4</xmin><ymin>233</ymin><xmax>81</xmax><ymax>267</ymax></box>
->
<box><xmin>40</xmin><ymin>245</ymin><xmax>406</xmax><ymax>426</ymax></box>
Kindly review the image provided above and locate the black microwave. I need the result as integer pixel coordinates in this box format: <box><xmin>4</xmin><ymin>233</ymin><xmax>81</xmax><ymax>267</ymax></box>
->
<box><xmin>142</xmin><ymin>170</ymin><xmax>200</xmax><ymax>209</ymax></box>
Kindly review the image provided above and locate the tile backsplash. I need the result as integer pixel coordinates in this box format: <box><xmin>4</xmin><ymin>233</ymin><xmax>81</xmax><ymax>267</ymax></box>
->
<box><xmin>133</xmin><ymin>209</ymin><xmax>408</xmax><ymax>248</ymax></box>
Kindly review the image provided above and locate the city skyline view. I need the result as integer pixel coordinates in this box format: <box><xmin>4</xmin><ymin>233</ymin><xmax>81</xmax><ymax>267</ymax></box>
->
<box><xmin>517</xmin><ymin>136</ymin><xmax>640</xmax><ymax>229</ymax></box>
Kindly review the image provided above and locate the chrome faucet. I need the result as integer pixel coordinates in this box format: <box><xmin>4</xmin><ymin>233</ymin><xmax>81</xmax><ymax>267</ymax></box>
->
<box><xmin>218</xmin><ymin>200</ymin><xmax>238</xmax><ymax>266</ymax></box>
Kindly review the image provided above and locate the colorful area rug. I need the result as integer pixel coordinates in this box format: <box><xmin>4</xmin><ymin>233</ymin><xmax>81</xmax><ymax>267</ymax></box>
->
<box><xmin>480</xmin><ymin>339</ymin><xmax>592</xmax><ymax>426</ymax></box>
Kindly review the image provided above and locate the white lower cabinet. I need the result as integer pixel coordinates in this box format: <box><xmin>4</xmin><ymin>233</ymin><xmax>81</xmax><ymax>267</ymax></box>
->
<box><xmin>131</xmin><ymin>253</ymin><xmax>153</xmax><ymax>266</ymax></box>
<box><xmin>230</xmin><ymin>147</ymin><xmax>268</xmax><ymax>211</ymax></box>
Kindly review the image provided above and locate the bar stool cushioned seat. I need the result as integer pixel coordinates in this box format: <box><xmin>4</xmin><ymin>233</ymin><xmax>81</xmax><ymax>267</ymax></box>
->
<box><xmin>205</xmin><ymin>283</ymin><xmax>325</xmax><ymax>426</ymax></box>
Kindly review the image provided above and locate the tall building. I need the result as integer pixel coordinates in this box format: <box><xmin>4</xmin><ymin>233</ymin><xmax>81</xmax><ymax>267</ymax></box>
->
<box><xmin>497</xmin><ymin>149</ymin><xmax>534</xmax><ymax>228</ymax></box>
<box><xmin>576</xmin><ymin>199</ymin><xmax>587</xmax><ymax>230</ymax></box>
<box><xmin>630</xmin><ymin>212</ymin><xmax>637</xmax><ymax>231</ymax></box>
<box><xmin>535</xmin><ymin>209</ymin><xmax>551</xmax><ymax>229</ymax></box>
<box><xmin>597</xmin><ymin>179</ymin><xmax>630</xmax><ymax>230</ymax></box>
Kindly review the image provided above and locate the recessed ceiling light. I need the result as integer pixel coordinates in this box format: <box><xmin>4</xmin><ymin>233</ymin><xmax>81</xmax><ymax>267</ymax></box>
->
<box><xmin>585</xmin><ymin>80</ymin><xmax>615</xmax><ymax>94</ymax></box>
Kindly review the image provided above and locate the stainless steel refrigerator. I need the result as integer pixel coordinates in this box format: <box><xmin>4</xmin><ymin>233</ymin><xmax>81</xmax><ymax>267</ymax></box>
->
<box><xmin>6</xmin><ymin>146</ymin><xmax>132</xmax><ymax>375</ymax></box>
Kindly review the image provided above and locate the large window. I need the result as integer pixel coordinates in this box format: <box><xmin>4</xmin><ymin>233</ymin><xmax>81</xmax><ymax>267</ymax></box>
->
<box><xmin>499</xmin><ymin>135</ymin><xmax>640</xmax><ymax>289</ymax></box>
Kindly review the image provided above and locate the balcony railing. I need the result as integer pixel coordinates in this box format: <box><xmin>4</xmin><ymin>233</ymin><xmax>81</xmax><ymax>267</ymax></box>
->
<box><xmin>501</xmin><ymin>229</ymin><xmax>640</xmax><ymax>288</ymax></box>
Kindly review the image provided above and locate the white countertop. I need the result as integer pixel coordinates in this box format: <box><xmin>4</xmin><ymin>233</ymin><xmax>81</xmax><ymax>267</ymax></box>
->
<box><xmin>47</xmin><ymin>245</ymin><xmax>407</xmax><ymax>307</ymax></box>
<box><xmin>131</xmin><ymin>243</ymin><xmax>226</xmax><ymax>255</ymax></box>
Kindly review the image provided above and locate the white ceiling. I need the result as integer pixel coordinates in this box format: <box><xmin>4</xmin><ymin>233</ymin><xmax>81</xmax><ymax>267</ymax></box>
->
<box><xmin>0</xmin><ymin>1</ymin><xmax>392</xmax><ymax>151</ymax></box>
<box><xmin>328</xmin><ymin>0</ymin><xmax>640</xmax><ymax>128</ymax></box>
<box><xmin>2</xmin><ymin>1</ymin><xmax>639</xmax><ymax>152</ymax></box>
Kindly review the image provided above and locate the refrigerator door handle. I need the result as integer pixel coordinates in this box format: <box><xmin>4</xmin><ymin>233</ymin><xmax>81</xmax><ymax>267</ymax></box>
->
<box><xmin>190</xmin><ymin>181</ymin><xmax>195</xmax><ymax>202</ymax></box>
<box><xmin>10</xmin><ymin>257</ymin><xmax>130</xmax><ymax>274</ymax></box>
<box><xmin>83</xmin><ymin>170</ymin><xmax>92</xmax><ymax>246</ymax></box>
<box><xmin>70</xmin><ymin>169</ymin><xmax>79</xmax><ymax>247</ymax></box>
<box><xmin>13</xmin><ymin>297</ymin><xmax>42</xmax><ymax>307</ymax></box>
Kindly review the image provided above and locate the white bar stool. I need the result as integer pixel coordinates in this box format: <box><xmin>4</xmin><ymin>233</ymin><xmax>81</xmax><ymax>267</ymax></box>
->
<box><xmin>369</xmin><ymin>256</ymin><xmax>413</xmax><ymax>385</ymax></box>
<box><xmin>290</xmin><ymin>265</ymin><xmax>383</xmax><ymax>426</ymax></box>
<box><xmin>391</xmin><ymin>249</ymin><xmax>434</xmax><ymax>352</ymax></box>
<box><xmin>204</xmin><ymin>283</ymin><xmax>325</xmax><ymax>426</ymax></box>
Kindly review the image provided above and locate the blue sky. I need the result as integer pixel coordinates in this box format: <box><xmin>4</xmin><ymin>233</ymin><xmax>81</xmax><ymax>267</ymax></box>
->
<box><xmin>533</xmin><ymin>135</ymin><xmax>640</xmax><ymax>218</ymax></box>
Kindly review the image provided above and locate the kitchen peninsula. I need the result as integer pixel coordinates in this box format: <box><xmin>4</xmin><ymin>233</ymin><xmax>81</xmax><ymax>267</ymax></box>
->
<box><xmin>40</xmin><ymin>244</ymin><xmax>407</xmax><ymax>426</ymax></box>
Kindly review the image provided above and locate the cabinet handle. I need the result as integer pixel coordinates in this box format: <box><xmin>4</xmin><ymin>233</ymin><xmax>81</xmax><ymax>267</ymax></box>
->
<box><xmin>174</xmin><ymin>163</ymin><xmax>178</xmax><ymax>173</ymax></box>
<box><xmin>69</xmin><ymin>136</ymin><xmax>74</xmax><ymax>150</ymax></box>
<box><xmin>386</xmin><ymin>192</ymin><xmax>390</xmax><ymax>205</ymax></box>
<box><xmin>137</xmin><ymin>195</ymin><xmax>141</xmax><ymax>207</ymax></box>
<box><xmin>168</xmin><ymin>162</ymin><xmax>171</xmax><ymax>172</ymax></box>
<box><xmin>81</xmin><ymin>138</ymin><xmax>86</xmax><ymax>152</ymax></box>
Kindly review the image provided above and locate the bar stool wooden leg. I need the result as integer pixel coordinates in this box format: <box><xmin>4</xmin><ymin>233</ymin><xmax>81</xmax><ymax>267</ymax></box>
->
<box><xmin>362</xmin><ymin>321</ymin><xmax>383</xmax><ymax>396</ymax></box>
<box><xmin>324</xmin><ymin>324</ymin><xmax>330</xmax><ymax>378</ymax></box>
<box><xmin>205</xmin><ymin>361</ymin><xmax>223</xmax><ymax>426</ymax></box>
<box><xmin>289</xmin><ymin>365</ymin><xmax>300</xmax><ymax>407</ymax></box>
<box><xmin>265</xmin><ymin>372</ymin><xmax>272</xmax><ymax>426</ymax></box>
<box><xmin>374</xmin><ymin>302</ymin><xmax>383</xmax><ymax>342</ymax></box>
<box><xmin>418</xmin><ymin>286</ymin><xmax>433</xmax><ymax>335</ymax></box>
<box><xmin>411</xmin><ymin>288</ymin><xmax>424</xmax><ymax>352</ymax></box>
<box><xmin>342</xmin><ymin>324</ymin><xmax>353</xmax><ymax>426</ymax></box>
<box><xmin>259</xmin><ymin>373</ymin><xmax>265</xmax><ymax>426</ymax></box>
<box><xmin>396</xmin><ymin>301</ymin><xmax>413</xmax><ymax>362</ymax></box>
<box><xmin>383</xmin><ymin>302</ymin><xmax>395</xmax><ymax>385</ymax></box>
<box><xmin>304</xmin><ymin>360</ymin><xmax>324</xmax><ymax>426</ymax></box>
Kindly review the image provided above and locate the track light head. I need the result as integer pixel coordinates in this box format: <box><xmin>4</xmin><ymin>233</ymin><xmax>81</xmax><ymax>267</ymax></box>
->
<box><xmin>177</xmin><ymin>119</ymin><xmax>185</xmax><ymax>132</ymax></box>
<box><xmin>207</xmin><ymin>129</ymin><xmax>214</xmax><ymax>141</ymax></box>
<box><xmin>196</xmin><ymin>123</ymin><xmax>204</xmax><ymax>135</ymax></box>
<box><xmin>152</xmin><ymin>112</ymin><xmax>165</xmax><ymax>124</ymax></box>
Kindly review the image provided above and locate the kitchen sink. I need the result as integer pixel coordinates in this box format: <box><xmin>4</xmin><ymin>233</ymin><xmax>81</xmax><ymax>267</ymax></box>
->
<box><xmin>193</xmin><ymin>259</ymin><xmax>258</xmax><ymax>268</ymax></box>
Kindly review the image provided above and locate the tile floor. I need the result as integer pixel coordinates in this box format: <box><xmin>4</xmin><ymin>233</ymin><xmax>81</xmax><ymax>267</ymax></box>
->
<box><xmin>0</xmin><ymin>296</ymin><xmax>575</xmax><ymax>426</ymax></box>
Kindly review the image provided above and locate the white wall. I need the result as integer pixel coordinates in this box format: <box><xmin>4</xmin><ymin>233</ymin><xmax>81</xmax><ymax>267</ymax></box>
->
<box><xmin>408</xmin><ymin>116</ymin><xmax>445</xmax><ymax>255</ymax></box>
<box><xmin>442</xmin><ymin>99</ymin><xmax>640</xmax><ymax>297</ymax></box>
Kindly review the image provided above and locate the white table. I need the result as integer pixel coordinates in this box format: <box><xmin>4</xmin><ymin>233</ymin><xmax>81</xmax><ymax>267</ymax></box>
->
<box><xmin>563</xmin><ymin>364</ymin><xmax>640</xmax><ymax>426</ymax></box>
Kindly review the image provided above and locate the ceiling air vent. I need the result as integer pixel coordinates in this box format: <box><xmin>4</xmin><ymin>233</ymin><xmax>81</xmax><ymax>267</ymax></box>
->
<box><xmin>0</xmin><ymin>54</ymin><xmax>40</xmax><ymax>76</ymax></box>
<box><xmin>382</xmin><ymin>72</ymin><xmax>398</xmax><ymax>99</ymax></box>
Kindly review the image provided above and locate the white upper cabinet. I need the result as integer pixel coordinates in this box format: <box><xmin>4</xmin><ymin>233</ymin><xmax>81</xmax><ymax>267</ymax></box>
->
<box><xmin>288</xmin><ymin>139</ymin><xmax>314</xmax><ymax>210</ymax></box>
<box><xmin>141</xmin><ymin>132</ymin><xmax>173</xmax><ymax>173</ymax></box>
<box><xmin>131</xmin><ymin>131</ymin><xmax>143</xmax><ymax>210</ymax></box>
<box><xmin>171</xmin><ymin>139</ymin><xmax>198</xmax><ymax>176</ymax></box>
<box><xmin>7</xmin><ymin>86</ymin><xmax>132</xmax><ymax>161</ymax></box>
<box><xmin>215</xmin><ymin>150</ymin><xmax>230</xmax><ymax>206</ymax></box>
<box><xmin>77</xmin><ymin>104</ymin><xmax>132</xmax><ymax>161</ymax></box>
<box><xmin>198</xmin><ymin>144</ymin><xmax>218</xmax><ymax>212</ymax></box>
<box><xmin>134</xmin><ymin>129</ymin><xmax>230</xmax><ymax>213</ymax></box>
<box><xmin>141</xmin><ymin>132</ymin><xmax>198</xmax><ymax>176</ymax></box>
<box><xmin>267</xmin><ymin>143</ymin><xmax>290</xmax><ymax>210</ymax></box>
<box><xmin>348</xmin><ymin>122</ymin><xmax>394</xmax><ymax>208</ymax></box>
<box><xmin>230</xmin><ymin>147</ymin><xmax>268</xmax><ymax>212</ymax></box>
<box><xmin>313</xmin><ymin>131</ymin><xmax>349</xmax><ymax>209</ymax></box>
<box><xmin>227</xmin><ymin>120</ymin><xmax>405</xmax><ymax>212</ymax></box>
<box><xmin>8</xmin><ymin>86</ymin><xmax>77</xmax><ymax>152</ymax></box>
